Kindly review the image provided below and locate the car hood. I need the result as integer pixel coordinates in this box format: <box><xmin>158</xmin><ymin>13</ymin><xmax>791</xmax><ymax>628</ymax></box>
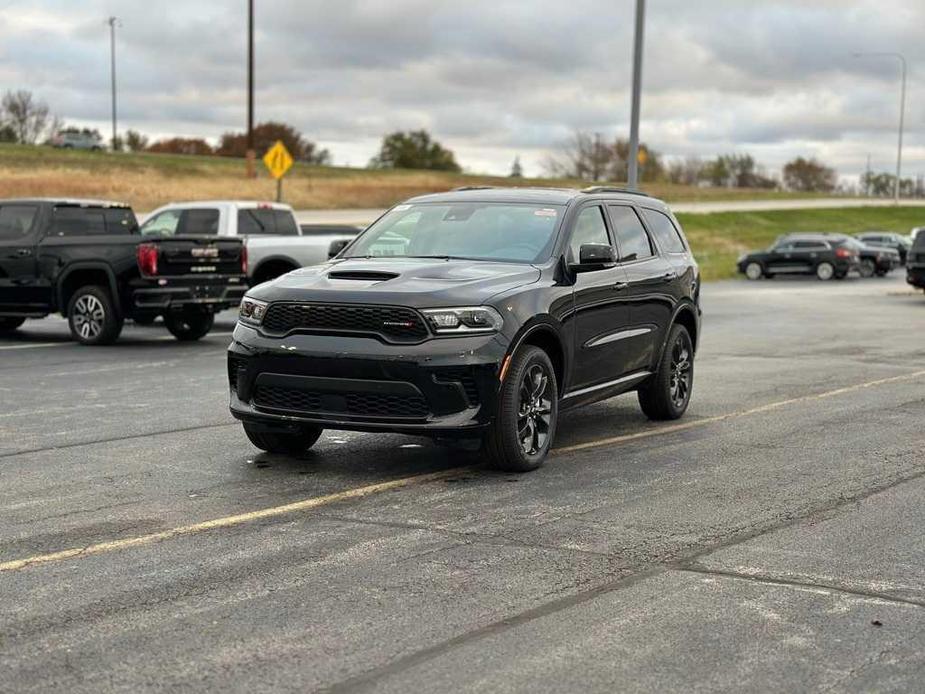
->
<box><xmin>247</xmin><ymin>257</ymin><xmax>541</xmax><ymax>308</ymax></box>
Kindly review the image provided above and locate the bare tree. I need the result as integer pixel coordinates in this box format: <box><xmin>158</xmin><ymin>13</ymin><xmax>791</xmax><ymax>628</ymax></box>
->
<box><xmin>1</xmin><ymin>90</ymin><xmax>50</xmax><ymax>144</ymax></box>
<box><xmin>544</xmin><ymin>132</ymin><xmax>614</xmax><ymax>182</ymax></box>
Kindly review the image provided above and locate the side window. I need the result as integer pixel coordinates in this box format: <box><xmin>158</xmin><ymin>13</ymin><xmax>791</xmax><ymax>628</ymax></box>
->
<box><xmin>238</xmin><ymin>209</ymin><xmax>277</xmax><ymax>235</ymax></box>
<box><xmin>104</xmin><ymin>208</ymin><xmax>139</xmax><ymax>235</ymax></box>
<box><xmin>794</xmin><ymin>241</ymin><xmax>827</xmax><ymax>250</ymax></box>
<box><xmin>640</xmin><ymin>208</ymin><xmax>686</xmax><ymax>253</ymax></box>
<box><xmin>273</xmin><ymin>210</ymin><xmax>299</xmax><ymax>236</ymax></box>
<box><xmin>569</xmin><ymin>206</ymin><xmax>611</xmax><ymax>261</ymax></box>
<box><xmin>141</xmin><ymin>210</ymin><xmax>181</xmax><ymax>237</ymax></box>
<box><xmin>50</xmin><ymin>207</ymin><xmax>107</xmax><ymax>236</ymax></box>
<box><xmin>178</xmin><ymin>209</ymin><xmax>220</xmax><ymax>235</ymax></box>
<box><xmin>0</xmin><ymin>205</ymin><xmax>39</xmax><ymax>241</ymax></box>
<box><xmin>608</xmin><ymin>205</ymin><xmax>653</xmax><ymax>261</ymax></box>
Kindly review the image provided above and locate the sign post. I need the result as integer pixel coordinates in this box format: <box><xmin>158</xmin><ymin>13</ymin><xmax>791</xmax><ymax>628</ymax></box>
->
<box><xmin>262</xmin><ymin>140</ymin><xmax>294</xmax><ymax>202</ymax></box>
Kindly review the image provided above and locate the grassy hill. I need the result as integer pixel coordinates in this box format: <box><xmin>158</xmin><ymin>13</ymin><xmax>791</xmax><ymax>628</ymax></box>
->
<box><xmin>0</xmin><ymin>143</ymin><xmax>823</xmax><ymax>212</ymax></box>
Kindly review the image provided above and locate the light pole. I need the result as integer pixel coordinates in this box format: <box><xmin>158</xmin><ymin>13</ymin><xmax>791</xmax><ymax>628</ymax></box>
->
<box><xmin>853</xmin><ymin>52</ymin><xmax>907</xmax><ymax>203</ymax></box>
<box><xmin>108</xmin><ymin>16</ymin><xmax>121</xmax><ymax>151</ymax></box>
<box><xmin>627</xmin><ymin>0</ymin><xmax>645</xmax><ymax>189</ymax></box>
<box><xmin>246</xmin><ymin>0</ymin><xmax>256</xmax><ymax>178</ymax></box>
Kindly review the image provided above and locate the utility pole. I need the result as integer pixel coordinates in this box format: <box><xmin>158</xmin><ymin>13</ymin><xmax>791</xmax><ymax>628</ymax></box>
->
<box><xmin>246</xmin><ymin>0</ymin><xmax>256</xmax><ymax>178</ymax></box>
<box><xmin>865</xmin><ymin>153</ymin><xmax>871</xmax><ymax>197</ymax></box>
<box><xmin>108</xmin><ymin>16</ymin><xmax>120</xmax><ymax>152</ymax></box>
<box><xmin>853</xmin><ymin>52</ymin><xmax>907</xmax><ymax>203</ymax></box>
<box><xmin>627</xmin><ymin>0</ymin><xmax>645</xmax><ymax>189</ymax></box>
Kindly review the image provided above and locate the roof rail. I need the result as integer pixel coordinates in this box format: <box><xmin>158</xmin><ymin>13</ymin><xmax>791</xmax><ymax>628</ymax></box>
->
<box><xmin>451</xmin><ymin>186</ymin><xmax>498</xmax><ymax>192</ymax></box>
<box><xmin>581</xmin><ymin>186</ymin><xmax>652</xmax><ymax>198</ymax></box>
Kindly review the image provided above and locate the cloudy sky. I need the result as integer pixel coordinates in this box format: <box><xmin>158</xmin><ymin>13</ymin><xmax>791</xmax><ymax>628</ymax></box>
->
<box><xmin>0</xmin><ymin>0</ymin><xmax>922</xmax><ymax>180</ymax></box>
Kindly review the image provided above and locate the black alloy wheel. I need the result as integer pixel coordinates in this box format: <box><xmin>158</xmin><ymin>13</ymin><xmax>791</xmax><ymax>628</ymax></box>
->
<box><xmin>164</xmin><ymin>311</ymin><xmax>215</xmax><ymax>341</ymax></box>
<box><xmin>517</xmin><ymin>363</ymin><xmax>554</xmax><ymax>456</ymax></box>
<box><xmin>638</xmin><ymin>324</ymin><xmax>694</xmax><ymax>420</ymax></box>
<box><xmin>668</xmin><ymin>335</ymin><xmax>693</xmax><ymax>411</ymax></box>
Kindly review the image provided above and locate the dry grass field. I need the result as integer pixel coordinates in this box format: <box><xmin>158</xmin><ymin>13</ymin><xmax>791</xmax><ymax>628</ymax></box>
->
<box><xmin>0</xmin><ymin>144</ymin><xmax>821</xmax><ymax>212</ymax></box>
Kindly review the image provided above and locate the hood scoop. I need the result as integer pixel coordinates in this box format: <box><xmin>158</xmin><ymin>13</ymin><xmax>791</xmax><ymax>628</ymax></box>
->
<box><xmin>327</xmin><ymin>270</ymin><xmax>399</xmax><ymax>282</ymax></box>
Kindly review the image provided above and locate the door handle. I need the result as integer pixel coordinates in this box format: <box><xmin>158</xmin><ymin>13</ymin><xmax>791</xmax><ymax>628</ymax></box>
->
<box><xmin>16</xmin><ymin>248</ymin><xmax>32</xmax><ymax>257</ymax></box>
<box><xmin>613</xmin><ymin>281</ymin><xmax>629</xmax><ymax>291</ymax></box>
<box><xmin>660</xmin><ymin>272</ymin><xmax>674</xmax><ymax>282</ymax></box>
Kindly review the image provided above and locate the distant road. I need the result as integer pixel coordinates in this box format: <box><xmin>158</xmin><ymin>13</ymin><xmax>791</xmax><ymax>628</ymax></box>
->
<box><xmin>296</xmin><ymin>197</ymin><xmax>925</xmax><ymax>227</ymax></box>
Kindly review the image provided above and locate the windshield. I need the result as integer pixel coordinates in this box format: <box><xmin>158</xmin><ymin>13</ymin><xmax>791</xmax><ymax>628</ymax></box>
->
<box><xmin>344</xmin><ymin>202</ymin><xmax>564</xmax><ymax>263</ymax></box>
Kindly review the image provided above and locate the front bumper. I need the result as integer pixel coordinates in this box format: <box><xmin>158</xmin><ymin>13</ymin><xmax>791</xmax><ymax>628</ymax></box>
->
<box><xmin>907</xmin><ymin>266</ymin><xmax>925</xmax><ymax>289</ymax></box>
<box><xmin>131</xmin><ymin>275</ymin><xmax>247</xmax><ymax>312</ymax></box>
<box><xmin>228</xmin><ymin>324</ymin><xmax>508</xmax><ymax>436</ymax></box>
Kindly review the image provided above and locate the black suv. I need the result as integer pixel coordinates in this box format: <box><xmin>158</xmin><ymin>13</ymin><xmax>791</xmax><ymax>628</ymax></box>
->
<box><xmin>228</xmin><ymin>187</ymin><xmax>701</xmax><ymax>471</ymax></box>
<box><xmin>907</xmin><ymin>232</ymin><xmax>925</xmax><ymax>292</ymax></box>
<box><xmin>737</xmin><ymin>233</ymin><xmax>860</xmax><ymax>281</ymax></box>
<box><xmin>0</xmin><ymin>199</ymin><xmax>247</xmax><ymax>344</ymax></box>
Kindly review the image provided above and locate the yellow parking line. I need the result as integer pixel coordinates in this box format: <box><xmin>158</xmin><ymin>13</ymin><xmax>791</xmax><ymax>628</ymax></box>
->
<box><xmin>2</xmin><ymin>368</ymin><xmax>924</xmax><ymax>574</ymax></box>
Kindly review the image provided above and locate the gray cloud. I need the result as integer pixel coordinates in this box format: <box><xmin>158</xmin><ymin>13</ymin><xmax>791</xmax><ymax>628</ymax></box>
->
<box><xmin>0</xmin><ymin>0</ymin><xmax>922</xmax><ymax>178</ymax></box>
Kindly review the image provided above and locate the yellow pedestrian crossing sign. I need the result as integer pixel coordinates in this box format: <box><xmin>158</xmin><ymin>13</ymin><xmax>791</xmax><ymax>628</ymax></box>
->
<box><xmin>263</xmin><ymin>140</ymin><xmax>294</xmax><ymax>180</ymax></box>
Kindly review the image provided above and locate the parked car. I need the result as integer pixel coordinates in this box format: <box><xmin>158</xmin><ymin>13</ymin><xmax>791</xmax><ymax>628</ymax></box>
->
<box><xmin>228</xmin><ymin>186</ymin><xmax>701</xmax><ymax>472</ymax></box>
<box><xmin>840</xmin><ymin>238</ymin><xmax>900</xmax><ymax>277</ymax></box>
<box><xmin>737</xmin><ymin>233</ymin><xmax>859</xmax><ymax>280</ymax></box>
<box><xmin>907</xmin><ymin>231</ymin><xmax>925</xmax><ymax>293</ymax></box>
<box><xmin>855</xmin><ymin>231</ymin><xmax>911</xmax><ymax>265</ymax></box>
<box><xmin>141</xmin><ymin>202</ymin><xmax>358</xmax><ymax>286</ymax></box>
<box><xmin>298</xmin><ymin>224</ymin><xmax>362</xmax><ymax>259</ymax></box>
<box><xmin>0</xmin><ymin>198</ymin><xmax>247</xmax><ymax>344</ymax></box>
<box><xmin>910</xmin><ymin>227</ymin><xmax>925</xmax><ymax>243</ymax></box>
<box><xmin>49</xmin><ymin>130</ymin><xmax>104</xmax><ymax>151</ymax></box>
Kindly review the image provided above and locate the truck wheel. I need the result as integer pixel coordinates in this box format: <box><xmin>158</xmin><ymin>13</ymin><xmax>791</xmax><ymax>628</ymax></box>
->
<box><xmin>243</xmin><ymin>424</ymin><xmax>323</xmax><ymax>455</ymax></box>
<box><xmin>0</xmin><ymin>317</ymin><xmax>26</xmax><ymax>333</ymax></box>
<box><xmin>67</xmin><ymin>286</ymin><xmax>123</xmax><ymax>345</ymax></box>
<box><xmin>164</xmin><ymin>311</ymin><xmax>214</xmax><ymax>341</ymax></box>
<box><xmin>638</xmin><ymin>324</ymin><xmax>694</xmax><ymax>421</ymax></box>
<box><xmin>482</xmin><ymin>345</ymin><xmax>558</xmax><ymax>473</ymax></box>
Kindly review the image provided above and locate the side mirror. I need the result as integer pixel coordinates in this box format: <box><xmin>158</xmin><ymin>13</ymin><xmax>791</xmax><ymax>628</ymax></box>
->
<box><xmin>572</xmin><ymin>244</ymin><xmax>616</xmax><ymax>272</ymax></box>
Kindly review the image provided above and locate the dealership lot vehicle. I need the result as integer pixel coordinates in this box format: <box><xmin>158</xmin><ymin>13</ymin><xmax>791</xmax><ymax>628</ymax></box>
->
<box><xmin>141</xmin><ymin>201</ymin><xmax>358</xmax><ymax>285</ymax></box>
<box><xmin>299</xmin><ymin>223</ymin><xmax>362</xmax><ymax>259</ymax></box>
<box><xmin>907</xmin><ymin>231</ymin><xmax>925</xmax><ymax>292</ymax></box>
<box><xmin>0</xmin><ymin>198</ymin><xmax>246</xmax><ymax>344</ymax></box>
<box><xmin>855</xmin><ymin>231</ymin><xmax>911</xmax><ymax>265</ymax></box>
<box><xmin>48</xmin><ymin>129</ymin><xmax>104</xmax><ymax>151</ymax></box>
<box><xmin>841</xmin><ymin>237</ymin><xmax>900</xmax><ymax>277</ymax></box>
<box><xmin>228</xmin><ymin>187</ymin><xmax>701</xmax><ymax>472</ymax></box>
<box><xmin>737</xmin><ymin>233</ymin><xmax>859</xmax><ymax>280</ymax></box>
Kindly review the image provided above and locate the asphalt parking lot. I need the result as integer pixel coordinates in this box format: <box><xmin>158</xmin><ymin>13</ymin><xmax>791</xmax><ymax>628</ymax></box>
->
<box><xmin>2</xmin><ymin>274</ymin><xmax>924</xmax><ymax>693</ymax></box>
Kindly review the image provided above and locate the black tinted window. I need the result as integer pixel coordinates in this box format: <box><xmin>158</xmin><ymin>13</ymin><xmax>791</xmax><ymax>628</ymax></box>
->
<box><xmin>794</xmin><ymin>241</ymin><xmax>827</xmax><ymax>250</ymax></box>
<box><xmin>608</xmin><ymin>205</ymin><xmax>653</xmax><ymax>261</ymax></box>
<box><xmin>274</xmin><ymin>210</ymin><xmax>299</xmax><ymax>236</ymax></box>
<box><xmin>51</xmin><ymin>207</ymin><xmax>107</xmax><ymax>236</ymax></box>
<box><xmin>641</xmin><ymin>208</ymin><xmax>685</xmax><ymax>253</ymax></box>
<box><xmin>180</xmin><ymin>209</ymin><xmax>220</xmax><ymax>235</ymax></box>
<box><xmin>237</xmin><ymin>208</ymin><xmax>296</xmax><ymax>235</ymax></box>
<box><xmin>104</xmin><ymin>208</ymin><xmax>139</xmax><ymax>235</ymax></box>
<box><xmin>0</xmin><ymin>205</ymin><xmax>38</xmax><ymax>240</ymax></box>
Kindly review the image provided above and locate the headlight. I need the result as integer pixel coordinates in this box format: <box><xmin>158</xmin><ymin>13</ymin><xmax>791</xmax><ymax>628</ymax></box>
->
<box><xmin>422</xmin><ymin>306</ymin><xmax>503</xmax><ymax>335</ymax></box>
<box><xmin>239</xmin><ymin>297</ymin><xmax>268</xmax><ymax>326</ymax></box>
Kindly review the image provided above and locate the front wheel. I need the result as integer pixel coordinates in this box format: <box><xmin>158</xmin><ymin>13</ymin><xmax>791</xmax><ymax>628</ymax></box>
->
<box><xmin>638</xmin><ymin>324</ymin><xmax>694</xmax><ymax>421</ymax></box>
<box><xmin>243</xmin><ymin>424</ymin><xmax>323</xmax><ymax>455</ymax></box>
<box><xmin>816</xmin><ymin>262</ymin><xmax>835</xmax><ymax>281</ymax></box>
<box><xmin>0</xmin><ymin>317</ymin><xmax>26</xmax><ymax>333</ymax></box>
<box><xmin>744</xmin><ymin>262</ymin><xmax>763</xmax><ymax>280</ymax></box>
<box><xmin>67</xmin><ymin>285</ymin><xmax>123</xmax><ymax>345</ymax></box>
<box><xmin>482</xmin><ymin>346</ymin><xmax>558</xmax><ymax>473</ymax></box>
<box><xmin>164</xmin><ymin>311</ymin><xmax>214</xmax><ymax>341</ymax></box>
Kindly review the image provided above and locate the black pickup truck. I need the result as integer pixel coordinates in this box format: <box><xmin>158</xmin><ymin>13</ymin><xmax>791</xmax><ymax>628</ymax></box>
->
<box><xmin>0</xmin><ymin>199</ymin><xmax>247</xmax><ymax>344</ymax></box>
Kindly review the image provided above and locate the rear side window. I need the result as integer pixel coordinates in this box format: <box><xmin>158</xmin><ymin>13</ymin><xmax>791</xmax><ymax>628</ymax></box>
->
<box><xmin>104</xmin><ymin>208</ymin><xmax>139</xmax><ymax>235</ymax></box>
<box><xmin>179</xmin><ymin>209</ymin><xmax>220</xmax><ymax>235</ymax></box>
<box><xmin>51</xmin><ymin>207</ymin><xmax>107</xmax><ymax>236</ymax></box>
<box><xmin>238</xmin><ymin>208</ymin><xmax>296</xmax><ymax>235</ymax></box>
<box><xmin>794</xmin><ymin>241</ymin><xmax>828</xmax><ymax>250</ymax></box>
<box><xmin>0</xmin><ymin>205</ymin><xmax>38</xmax><ymax>240</ymax></box>
<box><xmin>607</xmin><ymin>205</ymin><xmax>653</xmax><ymax>261</ymax></box>
<box><xmin>641</xmin><ymin>208</ymin><xmax>686</xmax><ymax>253</ymax></box>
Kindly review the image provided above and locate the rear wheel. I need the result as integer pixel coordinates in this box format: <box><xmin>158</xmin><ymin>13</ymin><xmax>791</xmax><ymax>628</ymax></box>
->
<box><xmin>638</xmin><ymin>324</ymin><xmax>694</xmax><ymax>421</ymax></box>
<box><xmin>815</xmin><ymin>262</ymin><xmax>835</xmax><ymax>281</ymax></box>
<box><xmin>243</xmin><ymin>424</ymin><xmax>323</xmax><ymax>455</ymax></box>
<box><xmin>0</xmin><ymin>317</ymin><xmax>26</xmax><ymax>333</ymax></box>
<box><xmin>482</xmin><ymin>346</ymin><xmax>558</xmax><ymax>473</ymax></box>
<box><xmin>67</xmin><ymin>285</ymin><xmax>123</xmax><ymax>345</ymax></box>
<box><xmin>858</xmin><ymin>259</ymin><xmax>876</xmax><ymax>278</ymax></box>
<box><xmin>164</xmin><ymin>311</ymin><xmax>214</xmax><ymax>341</ymax></box>
<box><xmin>744</xmin><ymin>262</ymin><xmax>763</xmax><ymax>281</ymax></box>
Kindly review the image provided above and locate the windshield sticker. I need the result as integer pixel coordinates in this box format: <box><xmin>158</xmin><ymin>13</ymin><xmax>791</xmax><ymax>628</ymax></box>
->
<box><xmin>534</xmin><ymin>208</ymin><xmax>558</xmax><ymax>218</ymax></box>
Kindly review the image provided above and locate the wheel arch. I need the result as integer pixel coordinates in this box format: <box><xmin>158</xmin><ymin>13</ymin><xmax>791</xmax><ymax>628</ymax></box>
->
<box><xmin>250</xmin><ymin>255</ymin><xmax>301</xmax><ymax>285</ymax></box>
<box><xmin>507</xmin><ymin>322</ymin><xmax>567</xmax><ymax>394</ymax></box>
<box><xmin>57</xmin><ymin>263</ymin><xmax>120</xmax><ymax>317</ymax></box>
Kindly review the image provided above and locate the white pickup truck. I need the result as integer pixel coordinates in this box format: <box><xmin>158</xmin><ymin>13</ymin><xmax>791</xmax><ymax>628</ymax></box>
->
<box><xmin>140</xmin><ymin>201</ymin><xmax>360</xmax><ymax>285</ymax></box>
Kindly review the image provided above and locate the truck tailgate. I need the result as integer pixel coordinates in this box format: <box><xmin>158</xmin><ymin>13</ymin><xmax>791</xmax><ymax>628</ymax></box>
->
<box><xmin>154</xmin><ymin>237</ymin><xmax>245</xmax><ymax>277</ymax></box>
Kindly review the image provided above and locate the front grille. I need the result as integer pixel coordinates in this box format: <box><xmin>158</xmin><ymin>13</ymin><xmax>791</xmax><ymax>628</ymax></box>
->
<box><xmin>434</xmin><ymin>368</ymin><xmax>480</xmax><ymax>406</ymax></box>
<box><xmin>262</xmin><ymin>303</ymin><xmax>429</xmax><ymax>343</ymax></box>
<box><xmin>254</xmin><ymin>384</ymin><xmax>428</xmax><ymax>419</ymax></box>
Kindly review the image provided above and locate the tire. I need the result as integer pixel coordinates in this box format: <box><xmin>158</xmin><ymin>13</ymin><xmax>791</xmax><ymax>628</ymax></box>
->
<box><xmin>858</xmin><ymin>259</ymin><xmax>876</xmax><ymax>279</ymax></box>
<box><xmin>482</xmin><ymin>345</ymin><xmax>558</xmax><ymax>473</ymax></box>
<box><xmin>0</xmin><ymin>317</ymin><xmax>26</xmax><ymax>333</ymax></box>
<box><xmin>243</xmin><ymin>424</ymin><xmax>323</xmax><ymax>455</ymax></box>
<box><xmin>638</xmin><ymin>324</ymin><xmax>694</xmax><ymax>421</ymax></box>
<box><xmin>67</xmin><ymin>285</ymin><xmax>123</xmax><ymax>345</ymax></box>
<box><xmin>744</xmin><ymin>262</ymin><xmax>763</xmax><ymax>281</ymax></box>
<box><xmin>815</xmin><ymin>262</ymin><xmax>835</xmax><ymax>281</ymax></box>
<box><xmin>164</xmin><ymin>311</ymin><xmax>214</xmax><ymax>341</ymax></box>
